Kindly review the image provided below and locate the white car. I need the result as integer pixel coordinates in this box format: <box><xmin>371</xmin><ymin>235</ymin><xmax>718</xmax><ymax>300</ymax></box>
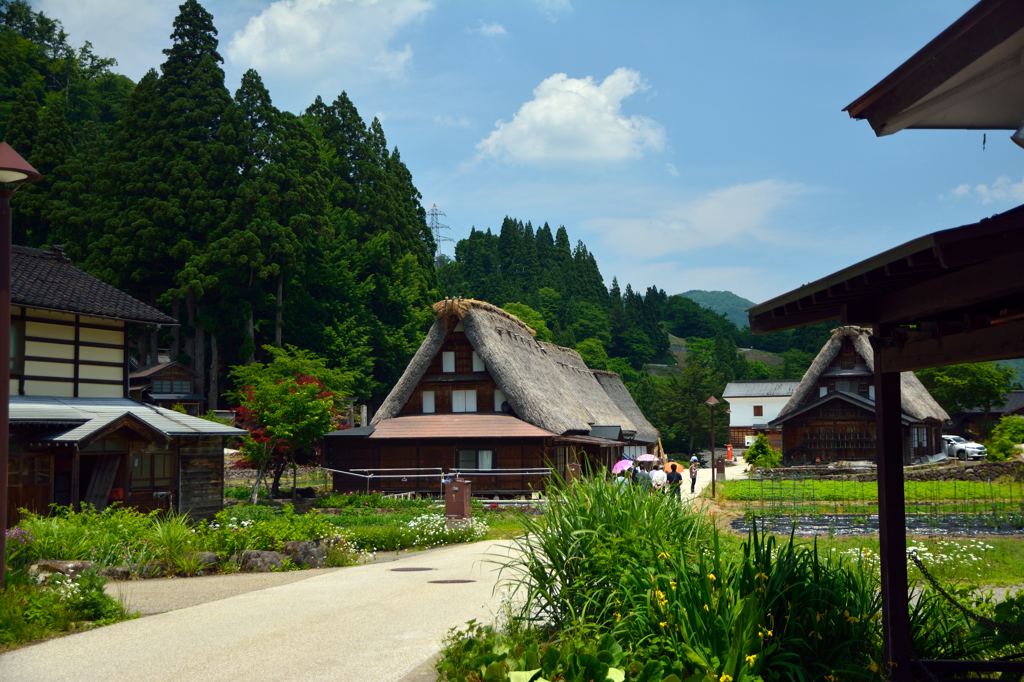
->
<box><xmin>942</xmin><ymin>435</ymin><xmax>987</xmax><ymax>460</ymax></box>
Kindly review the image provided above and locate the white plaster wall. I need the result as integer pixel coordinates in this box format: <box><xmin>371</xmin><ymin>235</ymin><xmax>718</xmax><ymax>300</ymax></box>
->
<box><xmin>725</xmin><ymin>396</ymin><xmax>791</xmax><ymax>427</ymax></box>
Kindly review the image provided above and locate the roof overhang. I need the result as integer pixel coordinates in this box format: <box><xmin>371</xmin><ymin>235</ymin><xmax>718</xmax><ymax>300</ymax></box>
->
<box><xmin>361</xmin><ymin>414</ymin><xmax>555</xmax><ymax>440</ymax></box>
<box><xmin>555</xmin><ymin>434</ymin><xmax>625</xmax><ymax>447</ymax></box>
<box><xmin>845</xmin><ymin>0</ymin><xmax>1024</xmax><ymax>135</ymax></box>
<box><xmin>769</xmin><ymin>391</ymin><xmax>916</xmax><ymax>427</ymax></box>
<box><xmin>747</xmin><ymin>204</ymin><xmax>1024</xmax><ymax>372</ymax></box>
<box><xmin>27</xmin><ymin>412</ymin><xmax>172</xmax><ymax>449</ymax></box>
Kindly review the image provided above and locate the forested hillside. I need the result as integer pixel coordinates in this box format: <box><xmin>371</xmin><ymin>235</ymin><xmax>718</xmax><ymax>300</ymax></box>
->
<box><xmin>0</xmin><ymin>0</ymin><xmax>435</xmax><ymax>405</ymax></box>
<box><xmin>679</xmin><ymin>290</ymin><xmax>756</xmax><ymax>329</ymax></box>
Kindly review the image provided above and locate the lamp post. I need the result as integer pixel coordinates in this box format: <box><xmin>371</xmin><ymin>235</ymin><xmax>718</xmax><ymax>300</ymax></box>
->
<box><xmin>0</xmin><ymin>142</ymin><xmax>41</xmax><ymax>590</ymax></box>
<box><xmin>706</xmin><ymin>395</ymin><xmax>719</xmax><ymax>497</ymax></box>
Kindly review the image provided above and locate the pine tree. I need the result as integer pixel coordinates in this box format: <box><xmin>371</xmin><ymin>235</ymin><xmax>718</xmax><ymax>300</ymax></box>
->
<box><xmin>17</xmin><ymin>97</ymin><xmax>73</xmax><ymax>245</ymax></box>
<box><xmin>5</xmin><ymin>87</ymin><xmax>38</xmax><ymax>244</ymax></box>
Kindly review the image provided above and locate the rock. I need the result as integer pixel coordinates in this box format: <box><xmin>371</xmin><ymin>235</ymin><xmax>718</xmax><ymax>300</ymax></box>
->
<box><xmin>294</xmin><ymin>486</ymin><xmax>317</xmax><ymax>498</ymax></box>
<box><xmin>186</xmin><ymin>551</ymin><xmax>220</xmax><ymax>569</ymax></box>
<box><xmin>102</xmin><ymin>565</ymin><xmax>131</xmax><ymax>581</ymax></box>
<box><xmin>230</xmin><ymin>550</ymin><xmax>286</xmax><ymax>572</ymax></box>
<box><xmin>28</xmin><ymin>560</ymin><xmax>94</xmax><ymax>582</ymax></box>
<box><xmin>136</xmin><ymin>561</ymin><xmax>168</xmax><ymax>578</ymax></box>
<box><xmin>282</xmin><ymin>541</ymin><xmax>326</xmax><ymax>568</ymax></box>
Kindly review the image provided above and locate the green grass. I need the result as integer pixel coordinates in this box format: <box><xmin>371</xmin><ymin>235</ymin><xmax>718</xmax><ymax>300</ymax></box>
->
<box><xmin>721</xmin><ymin>478</ymin><xmax>1024</xmax><ymax>503</ymax></box>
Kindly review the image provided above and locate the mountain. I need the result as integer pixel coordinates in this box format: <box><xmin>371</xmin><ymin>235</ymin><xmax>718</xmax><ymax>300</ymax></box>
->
<box><xmin>679</xmin><ymin>290</ymin><xmax>757</xmax><ymax>329</ymax></box>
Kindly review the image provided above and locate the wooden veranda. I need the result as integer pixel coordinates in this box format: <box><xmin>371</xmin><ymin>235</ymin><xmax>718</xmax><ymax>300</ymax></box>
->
<box><xmin>748</xmin><ymin>212</ymin><xmax>1024</xmax><ymax>680</ymax></box>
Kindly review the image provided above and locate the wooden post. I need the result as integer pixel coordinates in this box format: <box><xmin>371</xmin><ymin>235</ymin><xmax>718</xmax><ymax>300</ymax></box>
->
<box><xmin>0</xmin><ymin>193</ymin><xmax>9</xmax><ymax>579</ymax></box>
<box><xmin>710</xmin><ymin>407</ymin><xmax>716</xmax><ymax>498</ymax></box>
<box><xmin>874</xmin><ymin>327</ymin><xmax>912</xmax><ymax>679</ymax></box>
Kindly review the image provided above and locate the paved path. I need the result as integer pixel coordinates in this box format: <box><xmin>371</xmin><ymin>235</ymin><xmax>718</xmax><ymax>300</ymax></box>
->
<box><xmin>0</xmin><ymin>539</ymin><xmax>516</xmax><ymax>682</ymax></box>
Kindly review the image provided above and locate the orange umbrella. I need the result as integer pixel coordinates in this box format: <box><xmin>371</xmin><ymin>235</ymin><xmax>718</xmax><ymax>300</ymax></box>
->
<box><xmin>664</xmin><ymin>461</ymin><xmax>683</xmax><ymax>474</ymax></box>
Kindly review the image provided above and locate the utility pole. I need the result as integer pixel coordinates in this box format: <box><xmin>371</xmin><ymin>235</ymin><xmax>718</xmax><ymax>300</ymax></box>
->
<box><xmin>427</xmin><ymin>204</ymin><xmax>453</xmax><ymax>269</ymax></box>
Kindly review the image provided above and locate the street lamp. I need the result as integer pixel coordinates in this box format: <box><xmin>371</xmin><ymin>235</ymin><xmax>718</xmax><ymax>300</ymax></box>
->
<box><xmin>0</xmin><ymin>142</ymin><xmax>41</xmax><ymax>590</ymax></box>
<box><xmin>706</xmin><ymin>395</ymin><xmax>719</xmax><ymax>497</ymax></box>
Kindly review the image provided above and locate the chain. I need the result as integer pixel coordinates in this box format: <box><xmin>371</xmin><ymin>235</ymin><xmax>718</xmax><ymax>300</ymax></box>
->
<box><xmin>908</xmin><ymin>551</ymin><xmax>1024</xmax><ymax>636</ymax></box>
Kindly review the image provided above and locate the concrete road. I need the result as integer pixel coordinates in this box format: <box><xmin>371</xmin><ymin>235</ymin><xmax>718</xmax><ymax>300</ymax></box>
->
<box><xmin>0</xmin><ymin>539</ymin><xmax>517</xmax><ymax>682</ymax></box>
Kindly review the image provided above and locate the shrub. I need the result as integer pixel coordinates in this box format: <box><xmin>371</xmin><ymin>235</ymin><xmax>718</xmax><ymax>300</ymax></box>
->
<box><xmin>987</xmin><ymin>415</ymin><xmax>1024</xmax><ymax>461</ymax></box>
<box><xmin>745</xmin><ymin>433</ymin><xmax>782</xmax><ymax>468</ymax></box>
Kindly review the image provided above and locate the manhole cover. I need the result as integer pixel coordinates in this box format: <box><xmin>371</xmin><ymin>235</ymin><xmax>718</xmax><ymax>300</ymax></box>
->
<box><xmin>428</xmin><ymin>579</ymin><xmax>475</xmax><ymax>584</ymax></box>
<box><xmin>390</xmin><ymin>567</ymin><xmax>435</xmax><ymax>572</ymax></box>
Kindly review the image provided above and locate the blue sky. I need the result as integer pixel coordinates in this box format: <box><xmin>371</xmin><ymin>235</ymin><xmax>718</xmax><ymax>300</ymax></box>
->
<box><xmin>37</xmin><ymin>0</ymin><xmax>1024</xmax><ymax>303</ymax></box>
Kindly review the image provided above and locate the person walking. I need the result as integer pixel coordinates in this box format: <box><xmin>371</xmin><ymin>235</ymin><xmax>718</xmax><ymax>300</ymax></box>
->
<box><xmin>666</xmin><ymin>463</ymin><xmax>683</xmax><ymax>500</ymax></box>
<box><xmin>689</xmin><ymin>456</ymin><xmax>700</xmax><ymax>494</ymax></box>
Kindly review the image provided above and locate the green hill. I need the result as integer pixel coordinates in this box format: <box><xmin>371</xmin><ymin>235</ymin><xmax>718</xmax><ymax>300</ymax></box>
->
<box><xmin>679</xmin><ymin>290</ymin><xmax>757</xmax><ymax>329</ymax></box>
<box><xmin>996</xmin><ymin>359</ymin><xmax>1024</xmax><ymax>385</ymax></box>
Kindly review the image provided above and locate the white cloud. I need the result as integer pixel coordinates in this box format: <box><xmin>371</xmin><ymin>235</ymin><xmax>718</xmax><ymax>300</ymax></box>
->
<box><xmin>537</xmin><ymin>0</ymin><xmax>572</xmax><ymax>21</ymax></box>
<box><xmin>435</xmin><ymin>114</ymin><xmax>471</xmax><ymax>127</ymax></box>
<box><xmin>477</xmin><ymin>68</ymin><xmax>664</xmax><ymax>164</ymax></box>
<box><xmin>666</xmin><ymin>162</ymin><xmax>679</xmax><ymax>177</ymax></box>
<box><xmin>227</xmin><ymin>0</ymin><xmax>432</xmax><ymax>80</ymax></box>
<box><xmin>465</xmin><ymin>21</ymin><xmax>506</xmax><ymax>36</ymax></box>
<box><xmin>942</xmin><ymin>176</ymin><xmax>1024</xmax><ymax>204</ymax></box>
<box><xmin>585</xmin><ymin>180</ymin><xmax>808</xmax><ymax>256</ymax></box>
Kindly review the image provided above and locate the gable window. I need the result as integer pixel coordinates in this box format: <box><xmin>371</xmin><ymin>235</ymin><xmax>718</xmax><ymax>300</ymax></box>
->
<box><xmin>452</xmin><ymin>389</ymin><xmax>477</xmax><ymax>413</ymax></box>
<box><xmin>422</xmin><ymin>390</ymin><xmax>435</xmax><ymax>414</ymax></box>
<box><xmin>472</xmin><ymin>351</ymin><xmax>485</xmax><ymax>372</ymax></box>
<box><xmin>753</xmin><ymin>405</ymin><xmax>763</xmax><ymax>417</ymax></box>
<box><xmin>494</xmin><ymin>389</ymin><xmax>506</xmax><ymax>412</ymax></box>
<box><xmin>153</xmin><ymin>379</ymin><xmax>191</xmax><ymax>393</ymax></box>
<box><xmin>442</xmin><ymin>352</ymin><xmax>455</xmax><ymax>373</ymax></box>
<box><xmin>458</xmin><ymin>449</ymin><xmax>493</xmax><ymax>470</ymax></box>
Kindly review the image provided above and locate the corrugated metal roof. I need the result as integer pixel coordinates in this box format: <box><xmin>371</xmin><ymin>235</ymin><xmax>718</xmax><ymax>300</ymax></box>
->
<box><xmin>10</xmin><ymin>396</ymin><xmax>245</xmax><ymax>440</ymax></box>
<box><xmin>723</xmin><ymin>381</ymin><xmax>800</xmax><ymax>398</ymax></box>
<box><xmin>368</xmin><ymin>414</ymin><xmax>554</xmax><ymax>439</ymax></box>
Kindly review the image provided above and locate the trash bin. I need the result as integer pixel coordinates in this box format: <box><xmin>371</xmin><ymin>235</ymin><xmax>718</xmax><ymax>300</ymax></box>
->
<box><xmin>716</xmin><ymin>458</ymin><xmax>726</xmax><ymax>478</ymax></box>
<box><xmin>445</xmin><ymin>478</ymin><xmax>472</xmax><ymax>520</ymax></box>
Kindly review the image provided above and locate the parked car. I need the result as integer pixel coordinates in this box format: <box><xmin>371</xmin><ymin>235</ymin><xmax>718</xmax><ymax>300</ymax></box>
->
<box><xmin>941</xmin><ymin>435</ymin><xmax>987</xmax><ymax>460</ymax></box>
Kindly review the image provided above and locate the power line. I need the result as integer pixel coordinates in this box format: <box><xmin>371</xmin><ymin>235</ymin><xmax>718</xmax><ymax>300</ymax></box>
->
<box><xmin>427</xmin><ymin>204</ymin><xmax>453</xmax><ymax>268</ymax></box>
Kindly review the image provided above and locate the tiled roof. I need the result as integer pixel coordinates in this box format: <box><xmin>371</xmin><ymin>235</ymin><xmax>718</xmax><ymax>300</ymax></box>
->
<box><xmin>10</xmin><ymin>396</ymin><xmax>245</xmax><ymax>441</ymax></box>
<box><xmin>13</xmin><ymin>246</ymin><xmax>175</xmax><ymax>324</ymax></box>
<box><xmin>367</xmin><ymin>414</ymin><xmax>555</xmax><ymax>439</ymax></box>
<box><xmin>723</xmin><ymin>380</ymin><xmax>800</xmax><ymax>398</ymax></box>
<box><xmin>130</xmin><ymin>361</ymin><xmax>198</xmax><ymax>380</ymax></box>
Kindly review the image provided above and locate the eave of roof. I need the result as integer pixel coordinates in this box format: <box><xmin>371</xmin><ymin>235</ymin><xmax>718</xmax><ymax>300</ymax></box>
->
<box><xmin>367</xmin><ymin>414</ymin><xmax>555</xmax><ymax>440</ymax></box>
<box><xmin>769</xmin><ymin>390</ymin><xmax>917</xmax><ymax>427</ymax></box>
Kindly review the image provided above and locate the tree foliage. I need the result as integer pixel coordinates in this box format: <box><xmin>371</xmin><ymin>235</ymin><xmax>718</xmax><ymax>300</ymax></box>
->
<box><xmin>916</xmin><ymin>363</ymin><xmax>1014</xmax><ymax>424</ymax></box>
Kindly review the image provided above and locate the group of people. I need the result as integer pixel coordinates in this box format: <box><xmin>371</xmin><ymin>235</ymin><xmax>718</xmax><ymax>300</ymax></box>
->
<box><xmin>614</xmin><ymin>456</ymin><xmax>702</xmax><ymax>496</ymax></box>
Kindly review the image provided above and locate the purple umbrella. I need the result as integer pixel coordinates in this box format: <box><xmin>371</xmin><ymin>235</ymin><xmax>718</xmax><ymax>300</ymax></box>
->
<box><xmin>612</xmin><ymin>460</ymin><xmax>632</xmax><ymax>474</ymax></box>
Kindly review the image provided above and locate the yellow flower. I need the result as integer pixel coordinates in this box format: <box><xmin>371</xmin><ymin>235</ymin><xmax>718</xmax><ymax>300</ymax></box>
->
<box><xmin>766</xmin><ymin>629</ymin><xmax>773</xmax><ymax>637</ymax></box>
<box><xmin>866</xmin><ymin>659</ymin><xmax>879</xmax><ymax>673</ymax></box>
<box><xmin>670</xmin><ymin>581</ymin><xmax>677</xmax><ymax>590</ymax></box>
<box><xmin>847</xmin><ymin>615</ymin><xmax>860</xmax><ymax>624</ymax></box>
<box><xmin>704</xmin><ymin>604</ymin><xmax>709</xmax><ymax>612</ymax></box>
<box><xmin>659</xmin><ymin>621</ymin><xmax>667</xmax><ymax>629</ymax></box>
<box><xmin>615</xmin><ymin>612</ymin><xmax>621</xmax><ymax>623</ymax></box>
<box><xmin>745</xmin><ymin>654</ymin><xmax>757</xmax><ymax>666</ymax></box>
<box><xmin>721</xmin><ymin>676</ymin><xmax>733</xmax><ymax>682</ymax></box>
<box><xmin>658</xmin><ymin>552</ymin><xmax>670</xmax><ymax>560</ymax></box>
<box><xmin>708</xmin><ymin>573</ymin><xmax>716</xmax><ymax>581</ymax></box>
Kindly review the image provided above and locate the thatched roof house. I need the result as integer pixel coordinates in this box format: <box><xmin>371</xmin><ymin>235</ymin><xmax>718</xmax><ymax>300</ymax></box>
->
<box><xmin>770</xmin><ymin>326</ymin><xmax>948</xmax><ymax>465</ymax></box>
<box><xmin>325</xmin><ymin>299</ymin><xmax>658</xmax><ymax>495</ymax></box>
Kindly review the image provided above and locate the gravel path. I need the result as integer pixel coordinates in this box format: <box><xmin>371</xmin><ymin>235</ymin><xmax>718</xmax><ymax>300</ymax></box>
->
<box><xmin>1</xmin><ymin>539</ymin><xmax>515</xmax><ymax>682</ymax></box>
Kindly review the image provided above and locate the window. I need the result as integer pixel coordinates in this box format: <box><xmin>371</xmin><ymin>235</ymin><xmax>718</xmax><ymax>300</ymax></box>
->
<box><xmin>81</xmin><ymin>438</ymin><xmax>129</xmax><ymax>453</ymax></box>
<box><xmin>458</xmin><ymin>449</ymin><xmax>493</xmax><ymax>470</ymax></box>
<box><xmin>472</xmin><ymin>351</ymin><xmax>485</xmax><ymax>372</ymax></box>
<box><xmin>8</xmin><ymin>454</ymin><xmax>50</xmax><ymax>488</ymax></box>
<box><xmin>422</xmin><ymin>390</ymin><xmax>435</xmax><ymax>413</ymax></box>
<box><xmin>442</xmin><ymin>352</ymin><xmax>455</xmax><ymax>373</ymax></box>
<box><xmin>452</xmin><ymin>389</ymin><xmax>477</xmax><ymax>413</ymax></box>
<box><xmin>494</xmin><ymin>389</ymin><xmax>506</xmax><ymax>412</ymax></box>
<box><xmin>869</xmin><ymin>385</ymin><xmax>876</xmax><ymax>401</ymax></box>
<box><xmin>152</xmin><ymin>379</ymin><xmax>192</xmax><ymax>393</ymax></box>
<box><xmin>819</xmin><ymin>386</ymin><xmax>828</xmax><ymax>398</ymax></box>
<box><xmin>10</xmin><ymin>319</ymin><xmax>23</xmax><ymax>374</ymax></box>
<box><xmin>753</xmin><ymin>405</ymin><xmax>763</xmax><ymax>417</ymax></box>
<box><xmin>835</xmin><ymin>381</ymin><xmax>855</xmax><ymax>393</ymax></box>
<box><xmin>132</xmin><ymin>449</ymin><xmax>176</xmax><ymax>489</ymax></box>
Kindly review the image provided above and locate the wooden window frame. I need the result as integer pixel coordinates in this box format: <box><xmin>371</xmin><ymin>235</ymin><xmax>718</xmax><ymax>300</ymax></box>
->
<box><xmin>753</xmin><ymin>405</ymin><xmax>763</xmax><ymax>417</ymax></box>
<box><xmin>131</xmin><ymin>449</ymin><xmax>176</xmax><ymax>490</ymax></box>
<box><xmin>422</xmin><ymin>390</ymin><xmax>435</xmax><ymax>413</ymax></box>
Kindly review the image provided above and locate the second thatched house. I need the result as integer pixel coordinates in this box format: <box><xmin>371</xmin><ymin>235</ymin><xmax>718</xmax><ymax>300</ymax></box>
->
<box><xmin>769</xmin><ymin>326</ymin><xmax>948</xmax><ymax>465</ymax></box>
<box><xmin>324</xmin><ymin>299</ymin><xmax>659</xmax><ymax>495</ymax></box>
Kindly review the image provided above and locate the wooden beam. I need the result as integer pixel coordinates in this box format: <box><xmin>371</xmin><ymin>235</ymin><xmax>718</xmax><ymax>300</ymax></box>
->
<box><xmin>751</xmin><ymin>307</ymin><xmax>841</xmax><ymax>335</ymax></box>
<box><xmin>874</xmin><ymin>331</ymin><xmax>912</xmax><ymax>681</ymax></box>
<box><xmin>874</xmin><ymin>252</ymin><xmax>1024</xmax><ymax>324</ymax></box>
<box><xmin>879</xmin><ymin>319</ymin><xmax>1024</xmax><ymax>373</ymax></box>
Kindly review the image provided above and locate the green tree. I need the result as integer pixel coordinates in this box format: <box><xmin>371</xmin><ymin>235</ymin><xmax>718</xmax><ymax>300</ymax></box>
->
<box><xmin>17</xmin><ymin>96</ymin><xmax>73</xmax><ymax>246</ymax></box>
<box><xmin>744</xmin><ymin>433</ymin><xmax>781</xmax><ymax>468</ymax></box>
<box><xmin>576</xmin><ymin>337</ymin><xmax>609</xmax><ymax>370</ymax></box>
<box><xmin>916</xmin><ymin>363</ymin><xmax>1014</xmax><ymax>435</ymax></box>
<box><xmin>986</xmin><ymin>414</ymin><xmax>1024</xmax><ymax>462</ymax></box>
<box><xmin>658</xmin><ymin>355</ymin><xmax>725</xmax><ymax>455</ymax></box>
<box><xmin>502</xmin><ymin>302</ymin><xmax>552</xmax><ymax>342</ymax></box>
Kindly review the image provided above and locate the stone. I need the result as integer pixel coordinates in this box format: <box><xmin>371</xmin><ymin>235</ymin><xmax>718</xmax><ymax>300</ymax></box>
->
<box><xmin>136</xmin><ymin>561</ymin><xmax>168</xmax><ymax>578</ymax></box>
<box><xmin>186</xmin><ymin>551</ymin><xmax>220</xmax><ymax>569</ymax></box>
<box><xmin>28</xmin><ymin>560</ymin><xmax>94</xmax><ymax>582</ymax></box>
<box><xmin>282</xmin><ymin>541</ymin><xmax>326</xmax><ymax>568</ymax></box>
<box><xmin>230</xmin><ymin>550</ymin><xmax>286</xmax><ymax>572</ymax></box>
<box><xmin>102</xmin><ymin>565</ymin><xmax>131</xmax><ymax>581</ymax></box>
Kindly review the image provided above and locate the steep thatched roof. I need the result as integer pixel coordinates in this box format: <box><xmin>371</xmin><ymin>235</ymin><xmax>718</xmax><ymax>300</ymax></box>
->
<box><xmin>372</xmin><ymin>299</ymin><xmax>659</xmax><ymax>440</ymax></box>
<box><xmin>776</xmin><ymin>326</ymin><xmax>949</xmax><ymax>422</ymax></box>
<box><xmin>594</xmin><ymin>371</ymin><xmax>660</xmax><ymax>444</ymax></box>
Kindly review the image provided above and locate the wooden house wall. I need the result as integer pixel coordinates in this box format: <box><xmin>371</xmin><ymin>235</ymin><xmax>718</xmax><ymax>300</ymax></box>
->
<box><xmin>13</xmin><ymin>306</ymin><xmax>126</xmax><ymax>399</ymax></box>
<box><xmin>401</xmin><ymin>331</ymin><xmax>503</xmax><ymax>415</ymax></box>
<box><xmin>326</xmin><ymin>437</ymin><xmax>551</xmax><ymax>496</ymax></box>
<box><xmin>179</xmin><ymin>437</ymin><xmax>224</xmax><ymax>520</ymax></box>
<box><xmin>729</xmin><ymin>427</ymin><xmax>783</xmax><ymax>450</ymax></box>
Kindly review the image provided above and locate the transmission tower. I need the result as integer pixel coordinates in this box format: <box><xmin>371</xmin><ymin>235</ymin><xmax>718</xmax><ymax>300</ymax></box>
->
<box><xmin>427</xmin><ymin>204</ymin><xmax>453</xmax><ymax>268</ymax></box>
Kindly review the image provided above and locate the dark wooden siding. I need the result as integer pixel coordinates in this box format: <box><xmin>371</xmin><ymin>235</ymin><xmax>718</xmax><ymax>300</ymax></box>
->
<box><xmin>179</xmin><ymin>437</ymin><xmax>223</xmax><ymax>520</ymax></box>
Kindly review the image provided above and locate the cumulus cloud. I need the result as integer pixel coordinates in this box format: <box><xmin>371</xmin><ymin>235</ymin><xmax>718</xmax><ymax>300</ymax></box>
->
<box><xmin>537</xmin><ymin>0</ymin><xmax>572</xmax><ymax>21</ymax></box>
<box><xmin>942</xmin><ymin>176</ymin><xmax>1024</xmax><ymax>204</ymax></box>
<box><xmin>586</xmin><ymin>180</ymin><xmax>807</xmax><ymax>257</ymax></box>
<box><xmin>227</xmin><ymin>0</ymin><xmax>432</xmax><ymax>80</ymax></box>
<box><xmin>465</xmin><ymin>21</ymin><xmax>506</xmax><ymax>36</ymax></box>
<box><xmin>477</xmin><ymin>68</ymin><xmax>664</xmax><ymax>164</ymax></box>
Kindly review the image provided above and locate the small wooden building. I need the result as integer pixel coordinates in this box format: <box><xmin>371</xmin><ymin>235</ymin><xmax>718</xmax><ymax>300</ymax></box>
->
<box><xmin>129</xmin><ymin>361</ymin><xmax>205</xmax><ymax>414</ymax></box>
<box><xmin>722</xmin><ymin>380</ymin><xmax>799</xmax><ymax>449</ymax></box>
<box><xmin>324</xmin><ymin>299</ymin><xmax>659</xmax><ymax>495</ymax></box>
<box><xmin>770</xmin><ymin>326</ymin><xmax>948</xmax><ymax>465</ymax></box>
<box><xmin>5</xmin><ymin>246</ymin><xmax>245</xmax><ymax>526</ymax></box>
